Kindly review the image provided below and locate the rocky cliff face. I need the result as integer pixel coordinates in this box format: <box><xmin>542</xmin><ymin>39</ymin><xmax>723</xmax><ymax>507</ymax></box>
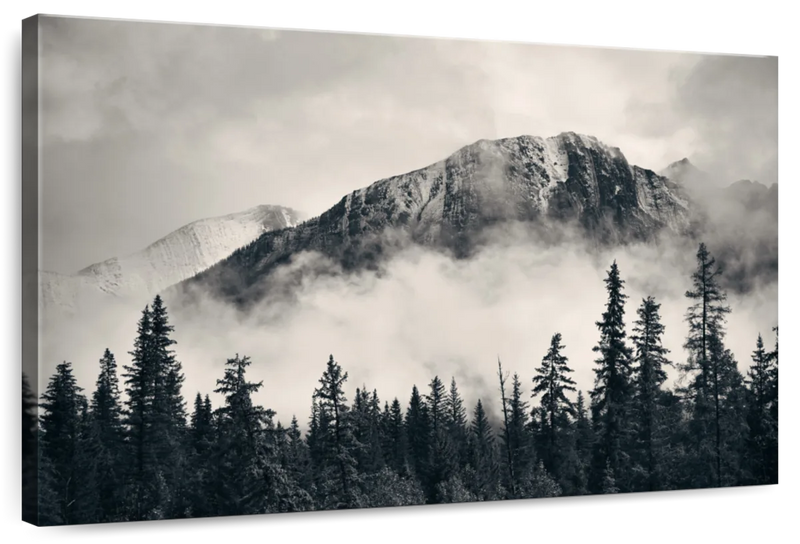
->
<box><xmin>39</xmin><ymin>205</ymin><xmax>301</xmax><ymax>317</ymax></box>
<box><xmin>178</xmin><ymin>133</ymin><xmax>692</xmax><ymax>306</ymax></box>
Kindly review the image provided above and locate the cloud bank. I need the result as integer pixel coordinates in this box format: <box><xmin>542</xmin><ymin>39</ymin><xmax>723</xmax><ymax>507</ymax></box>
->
<box><xmin>39</xmin><ymin>225</ymin><xmax>777</xmax><ymax>429</ymax></box>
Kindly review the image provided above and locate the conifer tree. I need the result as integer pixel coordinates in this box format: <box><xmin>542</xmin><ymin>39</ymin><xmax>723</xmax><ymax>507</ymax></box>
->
<box><xmin>445</xmin><ymin>378</ymin><xmax>469</xmax><ymax>471</ymax></box>
<box><xmin>89</xmin><ymin>349</ymin><xmax>125</xmax><ymax>521</ymax></box>
<box><xmin>405</xmin><ymin>385</ymin><xmax>430</xmax><ymax>485</ymax></box>
<box><xmin>467</xmin><ymin>399</ymin><xmax>500</xmax><ymax>500</ymax></box>
<box><xmin>532</xmin><ymin>332</ymin><xmax>576</xmax><ymax>477</ymax></box>
<box><xmin>39</xmin><ymin>361</ymin><xmax>85</xmax><ymax>524</ymax></box>
<box><xmin>746</xmin><ymin>334</ymin><xmax>778</xmax><ymax>484</ymax></box>
<box><xmin>589</xmin><ymin>261</ymin><xmax>634</xmax><ymax>493</ymax></box>
<box><xmin>630</xmin><ymin>297</ymin><xmax>671</xmax><ymax>491</ymax></box>
<box><xmin>213</xmin><ymin>354</ymin><xmax>271</xmax><ymax>514</ymax></box>
<box><xmin>312</xmin><ymin>355</ymin><xmax>361</xmax><ymax>509</ymax></box>
<box><xmin>425</xmin><ymin>376</ymin><xmax>456</xmax><ymax>502</ymax></box>
<box><xmin>383</xmin><ymin>398</ymin><xmax>408</xmax><ymax>475</ymax></box>
<box><xmin>122</xmin><ymin>305</ymin><xmax>158</xmax><ymax>520</ymax></box>
<box><xmin>684</xmin><ymin>243</ymin><xmax>730</xmax><ymax>486</ymax></box>
<box><xmin>186</xmin><ymin>393</ymin><xmax>215</xmax><ymax>517</ymax></box>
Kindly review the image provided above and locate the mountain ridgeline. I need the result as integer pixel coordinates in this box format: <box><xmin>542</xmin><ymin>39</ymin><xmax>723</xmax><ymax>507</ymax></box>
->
<box><xmin>175</xmin><ymin>132</ymin><xmax>775</xmax><ymax>307</ymax></box>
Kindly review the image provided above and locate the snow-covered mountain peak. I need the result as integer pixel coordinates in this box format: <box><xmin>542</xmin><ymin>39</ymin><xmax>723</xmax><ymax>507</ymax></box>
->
<box><xmin>40</xmin><ymin>204</ymin><xmax>301</xmax><ymax>318</ymax></box>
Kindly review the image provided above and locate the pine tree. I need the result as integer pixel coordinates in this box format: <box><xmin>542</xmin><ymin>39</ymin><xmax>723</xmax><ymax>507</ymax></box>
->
<box><xmin>39</xmin><ymin>361</ymin><xmax>85</xmax><ymax>524</ymax></box>
<box><xmin>746</xmin><ymin>334</ymin><xmax>778</xmax><ymax>484</ymax></box>
<box><xmin>682</xmin><ymin>243</ymin><xmax>735</xmax><ymax>488</ymax></box>
<box><xmin>467</xmin><ymin>399</ymin><xmax>500</xmax><ymax>500</ymax></box>
<box><xmin>312</xmin><ymin>354</ymin><xmax>361</xmax><ymax>509</ymax></box>
<box><xmin>589</xmin><ymin>261</ymin><xmax>634</xmax><ymax>493</ymax></box>
<box><xmin>532</xmin><ymin>332</ymin><xmax>576</xmax><ymax>478</ymax></box>
<box><xmin>89</xmin><ymin>349</ymin><xmax>125</xmax><ymax>521</ymax></box>
<box><xmin>186</xmin><ymin>393</ymin><xmax>215</xmax><ymax>517</ymax></box>
<box><xmin>425</xmin><ymin>376</ymin><xmax>456</xmax><ymax>502</ymax></box>
<box><xmin>122</xmin><ymin>305</ymin><xmax>158</xmax><ymax>520</ymax></box>
<box><xmin>212</xmin><ymin>354</ymin><xmax>271</xmax><ymax>515</ymax></box>
<box><xmin>630</xmin><ymin>297</ymin><xmax>671</xmax><ymax>491</ymax></box>
<box><xmin>405</xmin><ymin>385</ymin><xmax>430</xmax><ymax>486</ymax></box>
<box><xmin>383</xmin><ymin>398</ymin><xmax>408</xmax><ymax>475</ymax></box>
<box><xmin>445</xmin><ymin>378</ymin><xmax>469</xmax><ymax>471</ymax></box>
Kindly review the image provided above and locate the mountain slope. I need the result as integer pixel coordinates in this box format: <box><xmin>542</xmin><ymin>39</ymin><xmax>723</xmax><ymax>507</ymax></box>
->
<box><xmin>40</xmin><ymin>204</ymin><xmax>301</xmax><ymax>317</ymax></box>
<box><xmin>659</xmin><ymin>158</ymin><xmax>778</xmax><ymax>292</ymax></box>
<box><xmin>177</xmin><ymin>133</ymin><xmax>692</xmax><ymax>306</ymax></box>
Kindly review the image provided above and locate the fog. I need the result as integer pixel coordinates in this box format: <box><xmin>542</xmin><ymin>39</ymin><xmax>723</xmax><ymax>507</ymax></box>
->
<box><xmin>38</xmin><ymin>223</ymin><xmax>777</xmax><ymax>429</ymax></box>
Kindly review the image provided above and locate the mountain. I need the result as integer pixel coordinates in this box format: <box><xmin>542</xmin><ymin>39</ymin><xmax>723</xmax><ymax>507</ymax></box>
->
<box><xmin>39</xmin><ymin>204</ymin><xmax>301</xmax><ymax>318</ymax></box>
<box><xmin>176</xmin><ymin>132</ymin><xmax>693</xmax><ymax>307</ymax></box>
<box><xmin>659</xmin><ymin>158</ymin><xmax>778</xmax><ymax>292</ymax></box>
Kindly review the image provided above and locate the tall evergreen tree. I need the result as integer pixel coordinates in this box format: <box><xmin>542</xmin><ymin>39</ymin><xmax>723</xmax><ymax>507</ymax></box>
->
<box><xmin>39</xmin><ymin>361</ymin><xmax>85</xmax><ymax>524</ymax></box>
<box><xmin>383</xmin><ymin>398</ymin><xmax>408</xmax><ymax>475</ymax></box>
<box><xmin>405</xmin><ymin>385</ymin><xmax>430</xmax><ymax>485</ymax></box>
<box><xmin>426</xmin><ymin>376</ymin><xmax>457</xmax><ymax>502</ymax></box>
<box><xmin>445</xmin><ymin>378</ymin><xmax>469</xmax><ymax>472</ymax></box>
<box><xmin>589</xmin><ymin>261</ymin><xmax>634</xmax><ymax>493</ymax></box>
<box><xmin>312</xmin><ymin>354</ymin><xmax>360</xmax><ymax>509</ymax></box>
<box><xmin>682</xmin><ymin>243</ymin><xmax>736</xmax><ymax>488</ymax></box>
<box><xmin>630</xmin><ymin>297</ymin><xmax>671</xmax><ymax>491</ymax></box>
<box><xmin>89</xmin><ymin>349</ymin><xmax>125</xmax><ymax>521</ymax></box>
<box><xmin>745</xmin><ymin>334</ymin><xmax>778</xmax><ymax>484</ymax></box>
<box><xmin>532</xmin><ymin>332</ymin><xmax>576</xmax><ymax>477</ymax></box>
<box><xmin>467</xmin><ymin>399</ymin><xmax>500</xmax><ymax>500</ymax></box>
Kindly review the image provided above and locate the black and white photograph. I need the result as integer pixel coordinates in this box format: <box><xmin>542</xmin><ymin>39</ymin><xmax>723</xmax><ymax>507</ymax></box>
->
<box><xmin>21</xmin><ymin>12</ymin><xmax>778</xmax><ymax>527</ymax></box>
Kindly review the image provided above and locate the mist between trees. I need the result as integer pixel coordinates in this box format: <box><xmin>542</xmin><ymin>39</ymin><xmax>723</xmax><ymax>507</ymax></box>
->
<box><xmin>22</xmin><ymin>242</ymin><xmax>778</xmax><ymax>525</ymax></box>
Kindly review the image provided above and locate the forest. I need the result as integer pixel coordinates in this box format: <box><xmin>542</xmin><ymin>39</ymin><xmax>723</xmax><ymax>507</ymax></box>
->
<box><xmin>21</xmin><ymin>242</ymin><xmax>779</xmax><ymax>525</ymax></box>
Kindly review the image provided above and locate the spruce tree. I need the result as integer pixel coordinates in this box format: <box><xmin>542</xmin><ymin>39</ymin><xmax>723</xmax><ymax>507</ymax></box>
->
<box><xmin>746</xmin><ymin>334</ymin><xmax>778</xmax><ymax>484</ymax></box>
<box><xmin>445</xmin><ymin>378</ymin><xmax>469</xmax><ymax>471</ymax></box>
<box><xmin>39</xmin><ymin>361</ymin><xmax>85</xmax><ymax>524</ymax></box>
<box><xmin>532</xmin><ymin>332</ymin><xmax>576</xmax><ymax>478</ymax></box>
<box><xmin>589</xmin><ymin>261</ymin><xmax>634</xmax><ymax>493</ymax></box>
<box><xmin>405</xmin><ymin>385</ymin><xmax>430</xmax><ymax>486</ymax></box>
<box><xmin>312</xmin><ymin>354</ymin><xmax>361</xmax><ymax>509</ymax></box>
<box><xmin>467</xmin><ymin>399</ymin><xmax>500</xmax><ymax>500</ymax></box>
<box><xmin>122</xmin><ymin>305</ymin><xmax>156</xmax><ymax>520</ymax></box>
<box><xmin>383</xmin><ymin>398</ymin><xmax>408</xmax><ymax>475</ymax></box>
<box><xmin>630</xmin><ymin>297</ymin><xmax>671</xmax><ymax>491</ymax></box>
<box><xmin>681</xmin><ymin>243</ymin><xmax>736</xmax><ymax>488</ymax></box>
<box><xmin>425</xmin><ymin>376</ymin><xmax>456</xmax><ymax>502</ymax></box>
<box><xmin>89</xmin><ymin>349</ymin><xmax>125</xmax><ymax>521</ymax></box>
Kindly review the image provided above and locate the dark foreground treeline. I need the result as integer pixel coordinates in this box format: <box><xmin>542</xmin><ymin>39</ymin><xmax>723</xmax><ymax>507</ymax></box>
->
<box><xmin>22</xmin><ymin>243</ymin><xmax>778</xmax><ymax>525</ymax></box>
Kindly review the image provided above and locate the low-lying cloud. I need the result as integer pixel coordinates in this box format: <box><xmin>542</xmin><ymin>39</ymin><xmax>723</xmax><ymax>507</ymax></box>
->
<box><xmin>39</xmin><ymin>224</ymin><xmax>778</xmax><ymax>430</ymax></box>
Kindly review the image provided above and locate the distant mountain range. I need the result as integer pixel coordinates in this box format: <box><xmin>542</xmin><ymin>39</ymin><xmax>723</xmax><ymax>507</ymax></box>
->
<box><xmin>40</xmin><ymin>132</ymin><xmax>778</xmax><ymax>319</ymax></box>
<box><xmin>39</xmin><ymin>205</ymin><xmax>301</xmax><ymax>317</ymax></box>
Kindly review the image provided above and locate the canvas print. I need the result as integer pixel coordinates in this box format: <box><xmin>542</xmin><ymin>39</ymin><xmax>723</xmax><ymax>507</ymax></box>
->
<box><xmin>21</xmin><ymin>14</ymin><xmax>778</xmax><ymax>526</ymax></box>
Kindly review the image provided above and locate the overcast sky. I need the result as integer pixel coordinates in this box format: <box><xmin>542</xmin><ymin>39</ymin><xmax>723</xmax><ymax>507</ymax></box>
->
<box><xmin>39</xmin><ymin>15</ymin><xmax>778</xmax><ymax>274</ymax></box>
